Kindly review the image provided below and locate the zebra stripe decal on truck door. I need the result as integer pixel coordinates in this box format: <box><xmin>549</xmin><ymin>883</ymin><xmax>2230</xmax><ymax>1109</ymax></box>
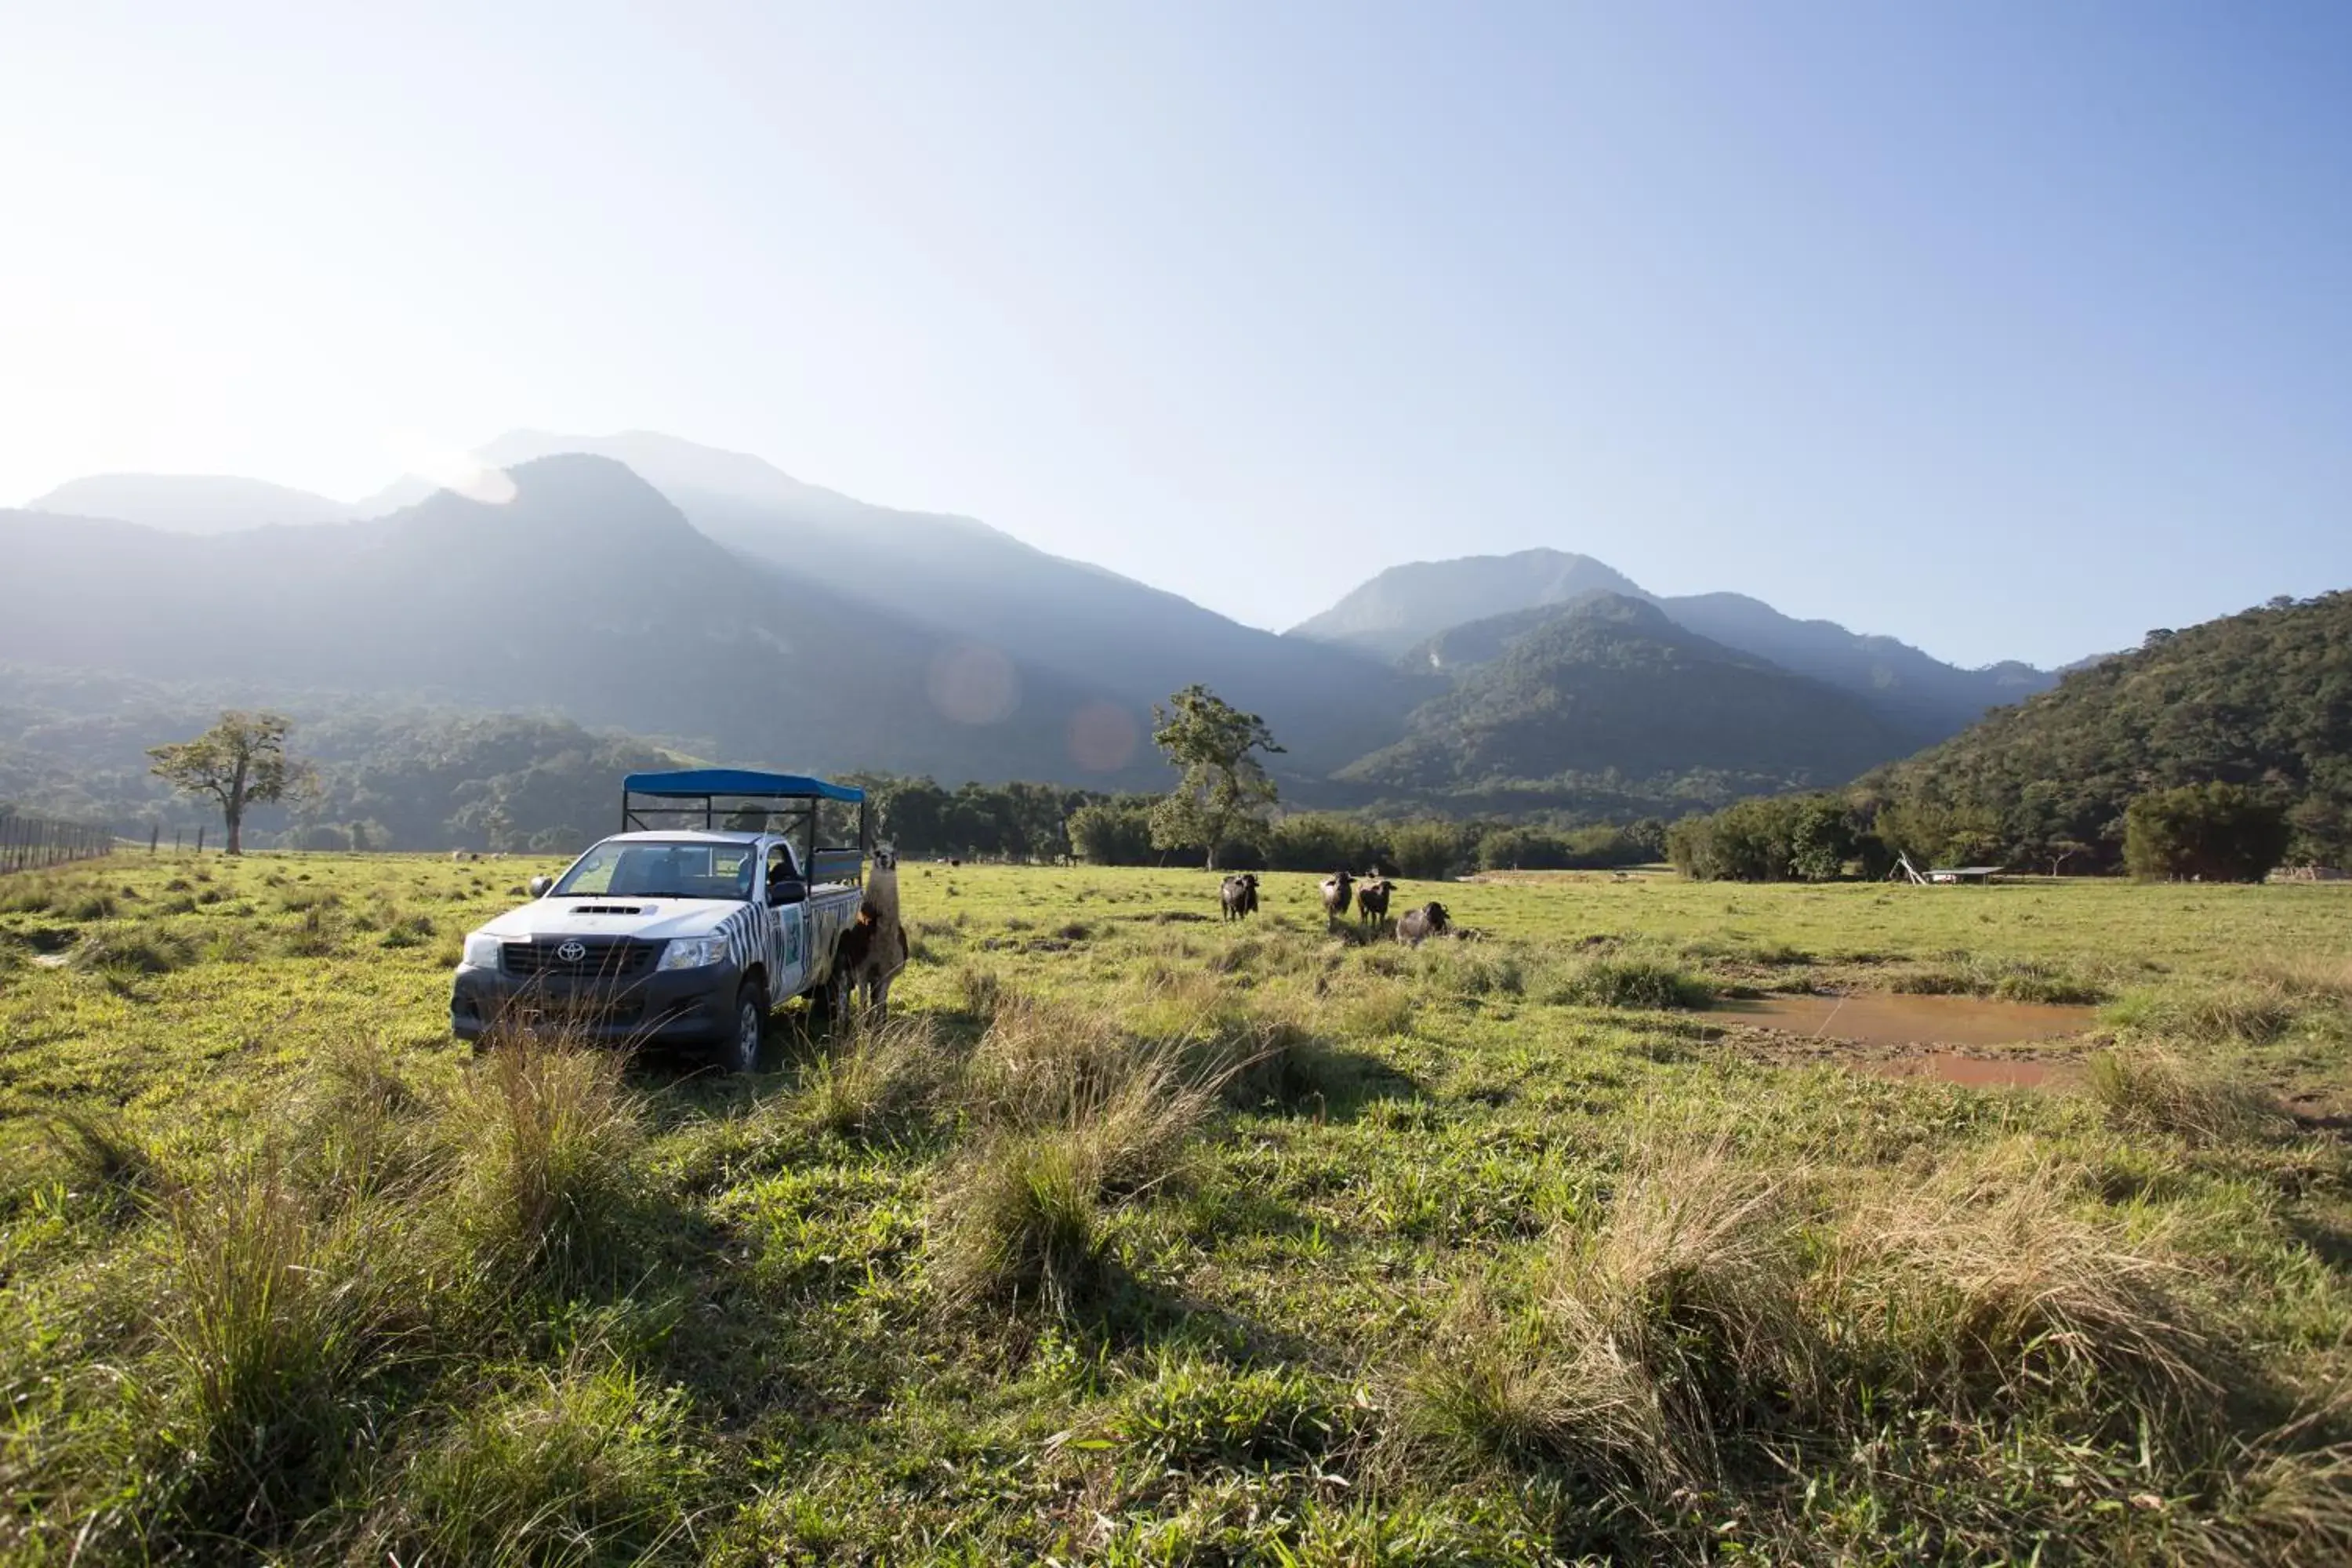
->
<box><xmin>719</xmin><ymin>909</ymin><xmax>763</xmax><ymax>974</ymax></box>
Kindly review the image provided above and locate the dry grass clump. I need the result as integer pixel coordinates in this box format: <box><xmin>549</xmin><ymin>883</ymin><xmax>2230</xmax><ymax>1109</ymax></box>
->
<box><xmin>1837</xmin><ymin>1149</ymin><xmax>2216</xmax><ymax>1431</ymax></box>
<box><xmin>2086</xmin><ymin>1050</ymin><xmax>2294</xmax><ymax>1145</ymax></box>
<box><xmin>1402</xmin><ymin>1144</ymin><xmax>1809</xmax><ymax>1497</ymax></box>
<box><xmin>67</xmin><ymin>924</ymin><xmax>198</xmax><ymax>977</ymax></box>
<box><xmin>1403</xmin><ymin>1141</ymin><xmax>2229</xmax><ymax>1520</ymax></box>
<box><xmin>2188</xmin><ymin>1435</ymin><xmax>2352</xmax><ymax>1564</ymax></box>
<box><xmin>448</xmin><ymin>1031</ymin><xmax>644</xmax><ymax>1287</ymax></box>
<box><xmin>2249</xmin><ymin>955</ymin><xmax>2352</xmax><ymax>1009</ymax></box>
<box><xmin>1401</xmin><ymin>1294</ymin><xmax>1671</xmax><ymax>1490</ymax></box>
<box><xmin>952</xmin><ymin>961</ymin><xmax>1009</xmax><ymax>1021</ymax></box>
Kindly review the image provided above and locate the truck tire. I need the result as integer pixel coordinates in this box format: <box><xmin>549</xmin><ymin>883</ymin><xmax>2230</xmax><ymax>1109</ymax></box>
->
<box><xmin>724</xmin><ymin>976</ymin><xmax>768</xmax><ymax>1075</ymax></box>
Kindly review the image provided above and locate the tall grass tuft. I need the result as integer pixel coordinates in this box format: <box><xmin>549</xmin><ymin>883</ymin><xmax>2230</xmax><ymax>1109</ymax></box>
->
<box><xmin>800</xmin><ymin>1014</ymin><xmax>958</xmax><ymax>1142</ymax></box>
<box><xmin>67</xmin><ymin>924</ymin><xmax>197</xmax><ymax>977</ymax></box>
<box><xmin>449</xmin><ymin>1031</ymin><xmax>644</xmax><ymax>1288</ymax></box>
<box><xmin>932</xmin><ymin>1129</ymin><xmax>1120</xmax><ymax>1316</ymax></box>
<box><xmin>2103</xmin><ymin>983</ymin><xmax>2299</xmax><ymax>1044</ymax></box>
<box><xmin>953</xmin><ymin>962</ymin><xmax>1008</xmax><ymax>1022</ymax></box>
<box><xmin>151</xmin><ymin>1156</ymin><xmax>415</xmax><ymax>1540</ymax></box>
<box><xmin>932</xmin><ymin>1000</ymin><xmax>1218</xmax><ymax>1314</ymax></box>
<box><xmin>2086</xmin><ymin>1050</ymin><xmax>2293</xmax><ymax>1145</ymax></box>
<box><xmin>1401</xmin><ymin>1295</ymin><xmax>1671</xmax><ymax>1490</ymax></box>
<box><xmin>2189</xmin><ymin>1436</ymin><xmax>2352</xmax><ymax>1564</ymax></box>
<box><xmin>1543</xmin><ymin>956</ymin><xmax>1713</xmax><ymax>1011</ymax></box>
<box><xmin>290</xmin><ymin>1036</ymin><xmax>441</xmax><ymax>1203</ymax></box>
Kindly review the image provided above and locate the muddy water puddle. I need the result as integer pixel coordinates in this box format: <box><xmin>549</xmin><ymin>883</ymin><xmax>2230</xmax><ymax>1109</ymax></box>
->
<box><xmin>1714</xmin><ymin>993</ymin><xmax>2098</xmax><ymax>1090</ymax></box>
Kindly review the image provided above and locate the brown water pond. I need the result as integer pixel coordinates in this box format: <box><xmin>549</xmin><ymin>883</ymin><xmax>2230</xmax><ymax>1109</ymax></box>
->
<box><xmin>1713</xmin><ymin>993</ymin><xmax>2099</xmax><ymax>1089</ymax></box>
<box><xmin>1715</xmin><ymin>993</ymin><xmax>2096</xmax><ymax>1048</ymax></box>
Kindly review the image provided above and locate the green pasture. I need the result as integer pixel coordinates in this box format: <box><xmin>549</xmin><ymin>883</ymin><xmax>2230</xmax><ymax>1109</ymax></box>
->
<box><xmin>1</xmin><ymin>853</ymin><xmax>2347</xmax><ymax>1563</ymax></box>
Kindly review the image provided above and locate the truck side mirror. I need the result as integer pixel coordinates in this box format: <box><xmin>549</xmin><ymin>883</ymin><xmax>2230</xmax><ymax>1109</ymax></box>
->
<box><xmin>768</xmin><ymin>879</ymin><xmax>806</xmax><ymax>906</ymax></box>
<box><xmin>528</xmin><ymin>875</ymin><xmax>553</xmax><ymax>898</ymax></box>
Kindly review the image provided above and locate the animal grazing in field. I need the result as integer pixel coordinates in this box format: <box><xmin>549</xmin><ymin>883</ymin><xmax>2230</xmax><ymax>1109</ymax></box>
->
<box><xmin>1319</xmin><ymin>870</ymin><xmax>1355</xmax><ymax>925</ymax></box>
<box><xmin>1220</xmin><ymin>873</ymin><xmax>1260</xmax><ymax>921</ymax></box>
<box><xmin>1396</xmin><ymin>901</ymin><xmax>1451</xmax><ymax>946</ymax></box>
<box><xmin>1355</xmin><ymin>876</ymin><xmax>1392</xmax><ymax>927</ymax></box>
<box><xmin>449</xmin><ymin>849</ymin><xmax>478</xmax><ymax>862</ymax></box>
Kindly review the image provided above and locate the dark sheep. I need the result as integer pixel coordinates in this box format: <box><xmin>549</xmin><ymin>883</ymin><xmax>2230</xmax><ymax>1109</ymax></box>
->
<box><xmin>1396</xmin><ymin>901</ymin><xmax>1451</xmax><ymax>946</ymax></box>
<box><xmin>1220</xmin><ymin>873</ymin><xmax>1260</xmax><ymax>922</ymax></box>
<box><xmin>1356</xmin><ymin>877</ymin><xmax>1392</xmax><ymax>927</ymax></box>
<box><xmin>1319</xmin><ymin>870</ymin><xmax>1355</xmax><ymax>924</ymax></box>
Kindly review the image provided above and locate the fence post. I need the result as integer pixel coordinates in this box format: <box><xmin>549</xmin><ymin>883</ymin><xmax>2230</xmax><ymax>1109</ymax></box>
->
<box><xmin>196</xmin><ymin>826</ymin><xmax>205</xmax><ymax>855</ymax></box>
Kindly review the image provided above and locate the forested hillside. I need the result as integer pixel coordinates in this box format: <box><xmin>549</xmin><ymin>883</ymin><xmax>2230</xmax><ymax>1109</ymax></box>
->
<box><xmin>1862</xmin><ymin>591</ymin><xmax>2352</xmax><ymax>869</ymax></box>
<box><xmin>1339</xmin><ymin>594</ymin><xmax>1915</xmax><ymax>814</ymax></box>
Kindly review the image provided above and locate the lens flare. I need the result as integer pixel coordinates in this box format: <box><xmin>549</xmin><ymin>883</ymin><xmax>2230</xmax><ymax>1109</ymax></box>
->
<box><xmin>1066</xmin><ymin>700</ymin><xmax>1139</xmax><ymax>772</ymax></box>
<box><xmin>925</xmin><ymin>642</ymin><xmax>1020</xmax><ymax>725</ymax></box>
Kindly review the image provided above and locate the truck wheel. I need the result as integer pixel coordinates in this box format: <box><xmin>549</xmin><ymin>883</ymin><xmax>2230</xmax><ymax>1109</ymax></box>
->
<box><xmin>725</xmin><ymin>977</ymin><xmax>768</xmax><ymax>1075</ymax></box>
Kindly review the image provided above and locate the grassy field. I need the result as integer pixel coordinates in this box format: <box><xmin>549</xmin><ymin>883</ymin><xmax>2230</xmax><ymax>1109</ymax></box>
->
<box><xmin>2</xmin><ymin>854</ymin><xmax>2349</xmax><ymax>1564</ymax></box>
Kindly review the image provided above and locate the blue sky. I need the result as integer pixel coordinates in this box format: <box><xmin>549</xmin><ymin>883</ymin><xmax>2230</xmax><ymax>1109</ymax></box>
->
<box><xmin>4</xmin><ymin>2</ymin><xmax>2347</xmax><ymax>667</ymax></box>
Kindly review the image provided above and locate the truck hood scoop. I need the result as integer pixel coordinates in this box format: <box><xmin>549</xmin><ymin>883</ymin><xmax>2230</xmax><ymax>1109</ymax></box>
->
<box><xmin>565</xmin><ymin>903</ymin><xmax>649</xmax><ymax>916</ymax></box>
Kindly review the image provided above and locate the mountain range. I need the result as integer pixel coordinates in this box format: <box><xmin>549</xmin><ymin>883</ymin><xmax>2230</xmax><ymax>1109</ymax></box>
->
<box><xmin>1290</xmin><ymin>549</ymin><xmax>2052</xmax><ymax>747</ymax></box>
<box><xmin>4</xmin><ymin>433</ymin><xmax>2059</xmax><ymax>815</ymax></box>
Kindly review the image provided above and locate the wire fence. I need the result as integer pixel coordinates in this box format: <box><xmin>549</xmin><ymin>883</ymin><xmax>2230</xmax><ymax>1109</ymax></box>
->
<box><xmin>0</xmin><ymin>811</ymin><xmax>118</xmax><ymax>875</ymax></box>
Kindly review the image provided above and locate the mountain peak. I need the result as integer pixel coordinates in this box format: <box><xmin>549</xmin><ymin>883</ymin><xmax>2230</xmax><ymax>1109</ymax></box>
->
<box><xmin>1288</xmin><ymin>548</ymin><xmax>1646</xmax><ymax>657</ymax></box>
<box><xmin>26</xmin><ymin>473</ymin><xmax>351</xmax><ymax>534</ymax></box>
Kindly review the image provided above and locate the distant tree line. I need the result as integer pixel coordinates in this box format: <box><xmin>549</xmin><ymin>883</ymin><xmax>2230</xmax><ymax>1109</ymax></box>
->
<box><xmin>1063</xmin><ymin>800</ymin><xmax>1664</xmax><ymax>877</ymax></box>
<box><xmin>1667</xmin><ymin>779</ymin><xmax>2297</xmax><ymax>884</ymax></box>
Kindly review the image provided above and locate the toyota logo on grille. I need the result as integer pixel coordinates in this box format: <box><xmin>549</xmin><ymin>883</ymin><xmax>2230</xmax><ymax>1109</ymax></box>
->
<box><xmin>555</xmin><ymin>940</ymin><xmax>588</xmax><ymax>964</ymax></box>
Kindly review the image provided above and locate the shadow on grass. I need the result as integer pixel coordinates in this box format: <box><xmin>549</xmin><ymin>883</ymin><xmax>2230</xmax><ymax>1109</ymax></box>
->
<box><xmin>1226</xmin><ymin>1040</ymin><xmax>1423</xmax><ymax>1124</ymax></box>
<box><xmin>2286</xmin><ymin>1213</ymin><xmax>2352</xmax><ymax>1275</ymax></box>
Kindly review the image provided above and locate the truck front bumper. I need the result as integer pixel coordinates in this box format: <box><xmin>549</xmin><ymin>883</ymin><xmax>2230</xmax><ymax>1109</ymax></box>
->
<box><xmin>451</xmin><ymin>960</ymin><xmax>742</xmax><ymax>1045</ymax></box>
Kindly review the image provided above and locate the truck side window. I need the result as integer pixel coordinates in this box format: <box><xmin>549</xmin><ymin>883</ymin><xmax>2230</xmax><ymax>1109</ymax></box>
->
<box><xmin>765</xmin><ymin>844</ymin><xmax>797</xmax><ymax>902</ymax></box>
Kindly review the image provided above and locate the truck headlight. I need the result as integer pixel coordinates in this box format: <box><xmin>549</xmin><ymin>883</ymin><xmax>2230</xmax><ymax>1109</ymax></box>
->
<box><xmin>659</xmin><ymin>935</ymin><xmax>729</xmax><ymax>971</ymax></box>
<box><xmin>461</xmin><ymin>932</ymin><xmax>504</xmax><ymax>969</ymax></box>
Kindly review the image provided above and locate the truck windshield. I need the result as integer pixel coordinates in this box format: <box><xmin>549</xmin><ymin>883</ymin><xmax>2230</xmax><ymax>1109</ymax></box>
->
<box><xmin>552</xmin><ymin>840</ymin><xmax>756</xmax><ymax>900</ymax></box>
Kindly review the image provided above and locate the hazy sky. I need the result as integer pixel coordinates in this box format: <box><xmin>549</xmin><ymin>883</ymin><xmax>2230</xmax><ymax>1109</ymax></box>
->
<box><xmin>6</xmin><ymin>2</ymin><xmax>2349</xmax><ymax>667</ymax></box>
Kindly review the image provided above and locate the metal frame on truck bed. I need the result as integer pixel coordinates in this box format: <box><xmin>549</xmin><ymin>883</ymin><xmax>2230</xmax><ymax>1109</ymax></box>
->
<box><xmin>620</xmin><ymin>768</ymin><xmax>873</xmax><ymax>887</ymax></box>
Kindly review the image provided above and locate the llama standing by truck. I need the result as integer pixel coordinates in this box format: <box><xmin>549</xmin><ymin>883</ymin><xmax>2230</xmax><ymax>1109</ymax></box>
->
<box><xmin>837</xmin><ymin>843</ymin><xmax>909</xmax><ymax>1018</ymax></box>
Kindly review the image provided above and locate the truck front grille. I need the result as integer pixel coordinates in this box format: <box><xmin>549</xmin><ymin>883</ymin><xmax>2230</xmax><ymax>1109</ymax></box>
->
<box><xmin>502</xmin><ymin>938</ymin><xmax>659</xmax><ymax>978</ymax></box>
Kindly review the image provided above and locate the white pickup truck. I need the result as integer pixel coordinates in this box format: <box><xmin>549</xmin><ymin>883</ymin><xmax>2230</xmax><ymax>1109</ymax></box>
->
<box><xmin>451</xmin><ymin>769</ymin><xmax>872</xmax><ymax>1072</ymax></box>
